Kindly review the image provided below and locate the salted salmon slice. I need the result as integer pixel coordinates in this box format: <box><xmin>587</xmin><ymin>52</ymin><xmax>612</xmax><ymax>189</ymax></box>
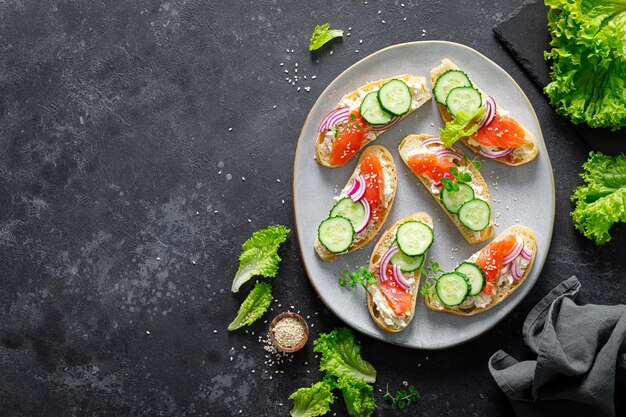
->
<box><xmin>476</xmin><ymin>235</ymin><xmax>517</xmax><ymax>295</ymax></box>
<box><xmin>407</xmin><ymin>154</ymin><xmax>455</xmax><ymax>182</ymax></box>
<box><xmin>379</xmin><ymin>263</ymin><xmax>412</xmax><ymax>316</ymax></box>
<box><xmin>471</xmin><ymin>115</ymin><xmax>526</xmax><ymax>149</ymax></box>
<box><xmin>360</xmin><ymin>150</ymin><xmax>385</xmax><ymax>217</ymax></box>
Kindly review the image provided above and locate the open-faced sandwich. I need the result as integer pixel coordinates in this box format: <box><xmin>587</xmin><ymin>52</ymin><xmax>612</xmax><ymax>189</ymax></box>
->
<box><xmin>430</xmin><ymin>59</ymin><xmax>539</xmax><ymax>166</ymax></box>
<box><xmin>423</xmin><ymin>225</ymin><xmax>537</xmax><ymax>316</ymax></box>
<box><xmin>367</xmin><ymin>212</ymin><xmax>434</xmax><ymax>332</ymax></box>
<box><xmin>315</xmin><ymin>145</ymin><xmax>397</xmax><ymax>261</ymax></box>
<box><xmin>315</xmin><ymin>75</ymin><xmax>431</xmax><ymax>168</ymax></box>
<box><xmin>399</xmin><ymin>134</ymin><xmax>494</xmax><ymax>244</ymax></box>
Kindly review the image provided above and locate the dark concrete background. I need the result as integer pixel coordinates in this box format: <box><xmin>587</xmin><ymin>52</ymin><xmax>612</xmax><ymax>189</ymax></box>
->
<box><xmin>0</xmin><ymin>1</ymin><xmax>624</xmax><ymax>416</ymax></box>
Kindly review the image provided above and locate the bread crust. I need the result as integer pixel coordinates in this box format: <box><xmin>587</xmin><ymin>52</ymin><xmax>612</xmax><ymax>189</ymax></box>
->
<box><xmin>314</xmin><ymin>145</ymin><xmax>397</xmax><ymax>261</ymax></box>
<box><xmin>366</xmin><ymin>212</ymin><xmax>433</xmax><ymax>333</ymax></box>
<box><xmin>315</xmin><ymin>75</ymin><xmax>431</xmax><ymax>168</ymax></box>
<box><xmin>398</xmin><ymin>133</ymin><xmax>494</xmax><ymax>244</ymax></box>
<box><xmin>424</xmin><ymin>225</ymin><xmax>537</xmax><ymax>316</ymax></box>
<box><xmin>430</xmin><ymin>59</ymin><xmax>539</xmax><ymax>166</ymax></box>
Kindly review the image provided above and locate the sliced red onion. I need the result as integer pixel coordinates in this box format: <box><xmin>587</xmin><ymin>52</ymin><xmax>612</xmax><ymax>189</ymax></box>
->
<box><xmin>347</xmin><ymin>175</ymin><xmax>366</xmax><ymax>202</ymax></box>
<box><xmin>436</xmin><ymin>148</ymin><xmax>463</xmax><ymax>161</ymax></box>
<box><xmin>354</xmin><ymin>198</ymin><xmax>371</xmax><ymax>234</ymax></box>
<box><xmin>520</xmin><ymin>246</ymin><xmax>532</xmax><ymax>260</ymax></box>
<box><xmin>501</xmin><ymin>262</ymin><xmax>511</xmax><ymax>276</ymax></box>
<box><xmin>478</xmin><ymin>96</ymin><xmax>497</xmax><ymax>129</ymax></box>
<box><xmin>318</xmin><ymin>107</ymin><xmax>350</xmax><ymax>133</ymax></box>
<box><xmin>370</xmin><ymin>116</ymin><xmax>400</xmax><ymax>131</ymax></box>
<box><xmin>502</xmin><ymin>241</ymin><xmax>523</xmax><ymax>264</ymax></box>
<box><xmin>479</xmin><ymin>147</ymin><xmax>514</xmax><ymax>159</ymax></box>
<box><xmin>511</xmin><ymin>263</ymin><xmax>523</xmax><ymax>281</ymax></box>
<box><xmin>433</xmin><ymin>172</ymin><xmax>452</xmax><ymax>188</ymax></box>
<box><xmin>392</xmin><ymin>264</ymin><xmax>411</xmax><ymax>291</ymax></box>
<box><xmin>378</xmin><ymin>245</ymin><xmax>399</xmax><ymax>283</ymax></box>
<box><xmin>422</xmin><ymin>137</ymin><xmax>443</xmax><ymax>146</ymax></box>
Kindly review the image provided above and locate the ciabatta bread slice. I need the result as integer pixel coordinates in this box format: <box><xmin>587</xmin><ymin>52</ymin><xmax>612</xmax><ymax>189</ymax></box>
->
<box><xmin>314</xmin><ymin>145</ymin><xmax>397</xmax><ymax>261</ymax></box>
<box><xmin>366</xmin><ymin>212</ymin><xmax>433</xmax><ymax>333</ymax></box>
<box><xmin>430</xmin><ymin>59</ymin><xmax>539</xmax><ymax>166</ymax></box>
<box><xmin>424</xmin><ymin>225</ymin><xmax>537</xmax><ymax>316</ymax></box>
<box><xmin>315</xmin><ymin>75</ymin><xmax>431</xmax><ymax>168</ymax></box>
<box><xmin>398</xmin><ymin>133</ymin><xmax>494</xmax><ymax>244</ymax></box>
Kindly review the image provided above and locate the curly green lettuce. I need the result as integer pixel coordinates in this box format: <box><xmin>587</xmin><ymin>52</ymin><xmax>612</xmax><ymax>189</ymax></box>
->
<box><xmin>571</xmin><ymin>152</ymin><xmax>626</xmax><ymax>244</ymax></box>
<box><xmin>309</xmin><ymin>24</ymin><xmax>344</xmax><ymax>51</ymax></box>
<box><xmin>227</xmin><ymin>282</ymin><xmax>273</xmax><ymax>331</ymax></box>
<box><xmin>313</xmin><ymin>327</ymin><xmax>377</xmax><ymax>383</ymax></box>
<box><xmin>439</xmin><ymin>106</ymin><xmax>486</xmax><ymax>147</ymax></box>
<box><xmin>231</xmin><ymin>225</ymin><xmax>290</xmax><ymax>292</ymax></box>
<box><xmin>545</xmin><ymin>0</ymin><xmax>626</xmax><ymax>131</ymax></box>
<box><xmin>337</xmin><ymin>377</ymin><xmax>376</xmax><ymax>417</ymax></box>
<box><xmin>289</xmin><ymin>380</ymin><xmax>335</xmax><ymax>417</ymax></box>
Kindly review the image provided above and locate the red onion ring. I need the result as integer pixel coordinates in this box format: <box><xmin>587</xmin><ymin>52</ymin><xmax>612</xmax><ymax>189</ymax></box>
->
<box><xmin>479</xmin><ymin>147</ymin><xmax>514</xmax><ymax>159</ymax></box>
<box><xmin>354</xmin><ymin>198</ymin><xmax>371</xmax><ymax>234</ymax></box>
<box><xmin>370</xmin><ymin>116</ymin><xmax>401</xmax><ymax>131</ymax></box>
<box><xmin>520</xmin><ymin>246</ymin><xmax>532</xmax><ymax>260</ymax></box>
<box><xmin>318</xmin><ymin>107</ymin><xmax>350</xmax><ymax>133</ymax></box>
<box><xmin>436</xmin><ymin>148</ymin><xmax>463</xmax><ymax>161</ymax></box>
<box><xmin>422</xmin><ymin>137</ymin><xmax>443</xmax><ymax>146</ymax></box>
<box><xmin>478</xmin><ymin>96</ymin><xmax>496</xmax><ymax>129</ymax></box>
<box><xmin>501</xmin><ymin>262</ymin><xmax>511</xmax><ymax>276</ymax></box>
<box><xmin>502</xmin><ymin>241</ymin><xmax>523</xmax><ymax>264</ymax></box>
<box><xmin>378</xmin><ymin>245</ymin><xmax>399</xmax><ymax>283</ymax></box>
<box><xmin>347</xmin><ymin>175</ymin><xmax>366</xmax><ymax>202</ymax></box>
<box><xmin>392</xmin><ymin>264</ymin><xmax>411</xmax><ymax>291</ymax></box>
<box><xmin>347</xmin><ymin>176</ymin><xmax>360</xmax><ymax>197</ymax></box>
<box><xmin>511</xmin><ymin>263</ymin><xmax>523</xmax><ymax>281</ymax></box>
<box><xmin>433</xmin><ymin>172</ymin><xmax>452</xmax><ymax>188</ymax></box>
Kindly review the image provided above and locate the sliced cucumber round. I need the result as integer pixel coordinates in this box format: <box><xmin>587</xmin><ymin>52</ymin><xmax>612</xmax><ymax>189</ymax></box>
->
<box><xmin>433</xmin><ymin>70</ymin><xmax>472</xmax><ymax>105</ymax></box>
<box><xmin>436</xmin><ymin>272</ymin><xmax>470</xmax><ymax>307</ymax></box>
<box><xmin>318</xmin><ymin>216</ymin><xmax>354</xmax><ymax>254</ymax></box>
<box><xmin>455</xmin><ymin>262</ymin><xmax>485</xmax><ymax>296</ymax></box>
<box><xmin>378</xmin><ymin>79</ymin><xmax>412</xmax><ymax>116</ymax></box>
<box><xmin>446</xmin><ymin>86</ymin><xmax>482</xmax><ymax>117</ymax></box>
<box><xmin>360</xmin><ymin>91</ymin><xmax>393</xmax><ymax>125</ymax></box>
<box><xmin>441</xmin><ymin>183</ymin><xmax>475</xmax><ymax>214</ymax></box>
<box><xmin>330</xmin><ymin>198</ymin><xmax>366</xmax><ymax>230</ymax></box>
<box><xmin>396</xmin><ymin>221</ymin><xmax>434</xmax><ymax>256</ymax></box>
<box><xmin>390</xmin><ymin>250</ymin><xmax>424</xmax><ymax>272</ymax></box>
<box><xmin>458</xmin><ymin>199</ymin><xmax>491</xmax><ymax>232</ymax></box>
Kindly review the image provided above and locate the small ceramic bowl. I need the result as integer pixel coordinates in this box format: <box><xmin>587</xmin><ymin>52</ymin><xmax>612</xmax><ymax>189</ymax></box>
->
<box><xmin>268</xmin><ymin>312</ymin><xmax>309</xmax><ymax>353</ymax></box>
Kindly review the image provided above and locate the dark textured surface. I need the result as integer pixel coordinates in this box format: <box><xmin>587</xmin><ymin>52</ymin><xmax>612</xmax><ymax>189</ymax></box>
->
<box><xmin>0</xmin><ymin>1</ymin><xmax>624</xmax><ymax>416</ymax></box>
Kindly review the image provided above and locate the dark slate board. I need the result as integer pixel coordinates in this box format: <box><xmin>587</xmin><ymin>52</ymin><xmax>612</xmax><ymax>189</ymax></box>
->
<box><xmin>493</xmin><ymin>1</ymin><xmax>626</xmax><ymax>154</ymax></box>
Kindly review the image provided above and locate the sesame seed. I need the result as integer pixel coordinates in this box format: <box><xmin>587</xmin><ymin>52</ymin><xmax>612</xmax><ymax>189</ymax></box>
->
<box><xmin>242</xmin><ymin>176</ymin><xmax>245</xmax><ymax>181</ymax></box>
<box><xmin>228</xmin><ymin>127</ymin><xmax>233</xmax><ymax>131</ymax></box>
<box><xmin>330</xmin><ymin>51</ymin><xmax>333</xmax><ymax>55</ymax></box>
<box><xmin>248</xmin><ymin>218</ymin><xmax>252</xmax><ymax>223</ymax></box>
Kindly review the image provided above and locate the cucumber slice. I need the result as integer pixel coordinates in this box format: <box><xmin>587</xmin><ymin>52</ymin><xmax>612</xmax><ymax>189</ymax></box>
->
<box><xmin>455</xmin><ymin>262</ymin><xmax>485</xmax><ymax>296</ymax></box>
<box><xmin>433</xmin><ymin>70</ymin><xmax>472</xmax><ymax>105</ymax></box>
<box><xmin>378</xmin><ymin>79</ymin><xmax>412</xmax><ymax>116</ymax></box>
<box><xmin>390</xmin><ymin>250</ymin><xmax>424</xmax><ymax>272</ymax></box>
<box><xmin>441</xmin><ymin>183</ymin><xmax>475</xmax><ymax>214</ymax></box>
<box><xmin>330</xmin><ymin>198</ymin><xmax>366</xmax><ymax>230</ymax></box>
<box><xmin>458</xmin><ymin>199</ymin><xmax>491</xmax><ymax>232</ymax></box>
<box><xmin>318</xmin><ymin>216</ymin><xmax>354</xmax><ymax>254</ymax></box>
<box><xmin>446</xmin><ymin>86</ymin><xmax>482</xmax><ymax>117</ymax></box>
<box><xmin>396</xmin><ymin>221</ymin><xmax>434</xmax><ymax>256</ymax></box>
<box><xmin>360</xmin><ymin>92</ymin><xmax>393</xmax><ymax>125</ymax></box>
<box><xmin>436</xmin><ymin>272</ymin><xmax>470</xmax><ymax>307</ymax></box>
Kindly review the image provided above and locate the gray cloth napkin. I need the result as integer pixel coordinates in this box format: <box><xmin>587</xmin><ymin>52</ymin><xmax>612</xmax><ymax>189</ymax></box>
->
<box><xmin>489</xmin><ymin>277</ymin><xmax>626</xmax><ymax>417</ymax></box>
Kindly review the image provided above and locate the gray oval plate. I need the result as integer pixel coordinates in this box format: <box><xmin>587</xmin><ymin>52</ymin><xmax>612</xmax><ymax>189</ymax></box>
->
<box><xmin>293</xmin><ymin>41</ymin><xmax>555</xmax><ymax>349</ymax></box>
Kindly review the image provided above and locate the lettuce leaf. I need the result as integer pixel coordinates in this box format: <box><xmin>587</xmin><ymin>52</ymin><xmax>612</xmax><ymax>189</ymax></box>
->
<box><xmin>231</xmin><ymin>225</ymin><xmax>290</xmax><ymax>292</ymax></box>
<box><xmin>571</xmin><ymin>152</ymin><xmax>626</xmax><ymax>244</ymax></box>
<box><xmin>313</xmin><ymin>327</ymin><xmax>377</xmax><ymax>383</ymax></box>
<box><xmin>439</xmin><ymin>106</ymin><xmax>486</xmax><ymax>147</ymax></box>
<box><xmin>545</xmin><ymin>0</ymin><xmax>626</xmax><ymax>131</ymax></box>
<box><xmin>289</xmin><ymin>380</ymin><xmax>335</xmax><ymax>417</ymax></box>
<box><xmin>227</xmin><ymin>282</ymin><xmax>273</xmax><ymax>331</ymax></box>
<box><xmin>337</xmin><ymin>377</ymin><xmax>376</xmax><ymax>417</ymax></box>
<box><xmin>309</xmin><ymin>24</ymin><xmax>344</xmax><ymax>51</ymax></box>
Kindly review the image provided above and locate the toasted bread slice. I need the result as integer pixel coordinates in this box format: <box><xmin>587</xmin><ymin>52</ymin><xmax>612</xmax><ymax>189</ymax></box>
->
<box><xmin>398</xmin><ymin>134</ymin><xmax>494</xmax><ymax>244</ymax></box>
<box><xmin>430</xmin><ymin>59</ymin><xmax>539</xmax><ymax>166</ymax></box>
<box><xmin>366</xmin><ymin>212</ymin><xmax>433</xmax><ymax>333</ymax></box>
<box><xmin>314</xmin><ymin>145</ymin><xmax>397</xmax><ymax>261</ymax></box>
<box><xmin>424</xmin><ymin>225</ymin><xmax>537</xmax><ymax>316</ymax></box>
<box><xmin>315</xmin><ymin>75</ymin><xmax>431</xmax><ymax>168</ymax></box>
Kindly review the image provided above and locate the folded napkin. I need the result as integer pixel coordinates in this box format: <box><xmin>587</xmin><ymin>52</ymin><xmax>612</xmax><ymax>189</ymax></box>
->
<box><xmin>489</xmin><ymin>277</ymin><xmax>626</xmax><ymax>417</ymax></box>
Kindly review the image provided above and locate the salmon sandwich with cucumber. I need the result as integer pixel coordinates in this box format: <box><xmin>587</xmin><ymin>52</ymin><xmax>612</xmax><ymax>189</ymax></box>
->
<box><xmin>399</xmin><ymin>134</ymin><xmax>494</xmax><ymax>244</ymax></box>
<box><xmin>315</xmin><ymin>75</ymin><xmax>431</xmax><ymax>168</ymax></box>
<box><xmin>315</xmin><ymin>145</ymin><xmax>397</xmax><ymax>261</ymax></box>
<box><xmin>423</xmin><ymin>225</ymin><xmax>537</xmax><ymax>316</ymax></box>
<box><xmin>367</xmin><ymin>212</ymin><xmax>434</xmax><ymax>333</ymax></box>
<box><xmin>430</xmin><ymin>59</ymin><xmax>539</xmax><ymax>166</ymax></box>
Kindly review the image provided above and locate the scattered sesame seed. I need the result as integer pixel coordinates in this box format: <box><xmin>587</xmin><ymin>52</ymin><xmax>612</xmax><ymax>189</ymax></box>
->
<box><xmin>382</xmin><ymin>20</ymin><xmax>386</xmax><ymax>24</ymax></box>
<box><xmin>297</xmin><ymin>87</ymin><xmax>300</xmax><ymax>91</ymax></box>
<box><xmin>146</xmin><ymin>330</ymin><xmax>150</xmax><ymax>335</ymax></box>
<box><xmin>213</xmin><ymin>330</ymin><xmax>217</xmax><ymax>334</ymax></box>
<box><xmin>355</xmin><ymin>50</ymin><xmax>359</xmax><ymax>53</ymax></box>
<box><xmin>248</xmin><ymin>218</ymin><xmax>252</xmax><ymax>223</ymax></box>
<box><xmin>273</xmin><ymin>105</ymin><xmax>277</xmax><ymax>109</ymax></box>
<box><xmin>312</xmin><ymin>75</ymin><xmax>317</xmax><ymax>79</ymax></box>
<box><xmin>228</xmin><ymin>127</ymin><xmax>233</xmax><ymax>131</ymax></box>
<box><xmin>280</xmin><ymin>62</ymin><xmax>284</xmax><ymax>66</ymax></box>
<box><xmin>242</xmin><ymin>176</ymin><xmax>245</xmax><ymax>181</ymax></box>
<box><xmin>214</xmin><ymin>210</ymin><xmax>219</xmax><ymax>213</ymax></box>
<box><xmin>277</xmin><ymin>178</ymin><xmax>281</xmax><ymax>182</ymax></box>
<box><xmin>329</xmin><ymin>51</ymin><xmax>333</xmax><ymax>55</ymax></box>
<box><xmin>359</xmin><ymin>39</ymin><xmax>363</xmax><ymax>44</ymax></box>
<box><xmin>403</xmin><ymin>17</ymin><xmax>407</xmax><ymax>21</ymax></box>
<box><xmin>378</xmin><ymin>10</ymin><xmax>381</xmax><ymax>14</ymax></box>
<box><xmin>304</xmin><ymin>86</ymin><xmax>311</xmax><ymax>92</ymax></box>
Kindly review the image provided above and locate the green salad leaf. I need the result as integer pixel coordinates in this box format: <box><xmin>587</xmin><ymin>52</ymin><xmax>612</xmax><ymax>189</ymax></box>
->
<box><xmin>439</xmin><ymin>106</ymin><xmax>486</xmax><ymax>147</ymax></box>
<box><xmin>289</xmin><ymin>380</ymin><xmax>335</xmax><ymax>417</ymax></box>
<box><xmin>309</xmin><ymin>24</ymin><xmax>344</xmax><ymax>51</ymax></box>
<box><xmin>571</xmin><ymin>152</ymin><xmax>626</xmax><ymax>244</ymax></box>
<box><xmin>337</xmin><ymin>377</ymin><xmax>376</xmax><ymax>417</ymax></box>
<box><xmin>227</xmin><ymin>282</ymin><xmax>273</xmax><ymax>331</ymax></box>
<box><xmin>545</xmin><ymin>0</ymin><xmax>626</xmax><ymax>131</ymax></box>
<box><xmin>231</xmin><ymin>224</ymin><xmax>290</xmax><ymax>292</ymax></box>
<box><xmin>313</xmin><ymin>327</ymin><xmax>377</xmax><ymax>383</ymax></box>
